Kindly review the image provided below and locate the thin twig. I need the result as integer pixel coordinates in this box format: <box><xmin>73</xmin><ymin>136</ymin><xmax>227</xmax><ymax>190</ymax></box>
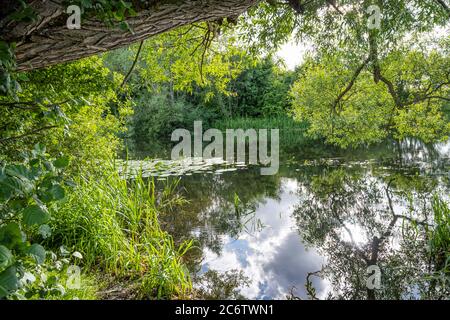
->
<box><xmin>0</xmin><ymin>126</ymin><xmax>58</xmax><ymax>144</ymax></box>
<box><xmin>120</xmin><ymin>40</ymin><xmax>145</xmax><ymax>89</ymax></box>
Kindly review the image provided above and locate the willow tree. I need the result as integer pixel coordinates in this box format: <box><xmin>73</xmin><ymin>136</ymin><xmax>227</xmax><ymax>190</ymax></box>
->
<box><xmin>1</xmin><ymin>0</ymin><xmax>449</xmax><ymax>141</ymax></box>
<box><xmin>250</xmin><ymin>0</ymin><xmax>450</xmax><ymax>147</ymax></box>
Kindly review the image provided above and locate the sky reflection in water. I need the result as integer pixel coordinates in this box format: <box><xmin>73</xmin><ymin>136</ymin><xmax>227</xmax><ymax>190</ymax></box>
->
<box><xmin>154</xmin><ymin>140</ymin><xmax>450</xmax><ymax>299</ymax></box>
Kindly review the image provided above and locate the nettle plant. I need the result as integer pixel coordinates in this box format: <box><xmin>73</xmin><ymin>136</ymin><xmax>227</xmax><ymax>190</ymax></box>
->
<box><xmin>0</xmin><ymin>144</ymin><xmax>81</xmax><ymax>299</ymax></box>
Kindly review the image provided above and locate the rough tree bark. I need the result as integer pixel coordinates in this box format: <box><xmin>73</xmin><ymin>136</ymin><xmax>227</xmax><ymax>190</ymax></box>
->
<box><xmin>0</xmin><ymin>0</ymin><xmax>259</xmax><ymax>71</ymax></box>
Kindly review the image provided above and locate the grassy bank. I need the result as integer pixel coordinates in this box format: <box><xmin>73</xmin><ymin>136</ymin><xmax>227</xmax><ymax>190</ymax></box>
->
<box><xmin>48</xmin><ymin>162</ymin><xmax>192</xmax><ymax>299</ymax></box>
<box><xmin>0</xmin><ymin>146</ymin><xmax>192</xmax><ymax>300</ymax></box>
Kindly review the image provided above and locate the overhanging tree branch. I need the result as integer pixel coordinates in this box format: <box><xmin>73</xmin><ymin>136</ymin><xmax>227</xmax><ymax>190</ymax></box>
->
<box><xmin>0</xmin><ymin>0</ymin><xmax>259</xmax><ymax>71</ymax></box>
<box><xmin>0</xmin><ymin>125</ymin><xmax>58</xmax><ymax>144</ymax></box>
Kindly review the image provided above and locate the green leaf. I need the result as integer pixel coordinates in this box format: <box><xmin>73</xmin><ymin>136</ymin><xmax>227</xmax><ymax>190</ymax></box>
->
<box><xmin>49</xmin><ymin>184</ymin><xmax>65</xmax><ymax>200</ymax></box>
<box><xmin>59</xmin><ymin>246</ymin><xmax>70</xmax><ymax>256</ymax></box>
<box><xmin>0</xmin><ymin>223</ymin><xmax>23</xmax><ymax>250</ymax></box>
<box><xmin>5</xmin><ymin>164</ymin><xmax>31</xmax><ymax>180</ymax></box>
<box><xmin>64</xmin><ymin>180</ymin><xmax>77</xmax><ymax>188</ymax></box>
<box><xmin>0</xmin><ymin>176</ymin><xmax>33</xmax><ymax>200</ymax></box>
<box><xmin>22</xmin><ymin>205</ymin><xmax>50</xmax><ymax>226</ymax></box>
<box><xmin>43</xmin><ymin>161</ymin><xmax>55</xmax><ymax>172</ymax></box>
<box><xmin>80</xmin><ymin>0</ymin><xmax>93</xmax><ymax>9</ymax></box>
<box><xmin>0</xmin><ymin>176</ymin><xmax>18</xmax><ymax>200</ymax></box>
<box><xmin>8</xmin><ymin>3</ymin><xmax>38</xmax><ymax>23</ymax></box>
<box><xmin>53</xmin><ymin>156</ymin><xmax>70</xmax><ymax>169</ymax></box>
<box><xmin>28</xmin><ymin>244</ymin><xmax>46</xmax><ymax>265</ymax></box>
<box><xmin>0</xmin><ymin>245</ymin><xmax>14</xmax><ymax>272</ymax></box>
<box><xmin>0</xmin><ymin>266</ymin><xmax>19</xmax><ymax>298</ymax></box>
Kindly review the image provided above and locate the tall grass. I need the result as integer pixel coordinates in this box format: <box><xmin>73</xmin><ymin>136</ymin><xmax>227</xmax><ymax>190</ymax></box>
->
<box><xmin>48</xmin><ymin>162</ymin><xmax>192</xmax><ymax>299</ymax></box>
<box><xmin>213</xmin><ymin>115</ymin><xmax>310</xmax><ymax>147</ymax></box>
<box><xmin>428</xmin><ymin>196</ymin><xmax>450</xmax><ymax>277</ymax></box>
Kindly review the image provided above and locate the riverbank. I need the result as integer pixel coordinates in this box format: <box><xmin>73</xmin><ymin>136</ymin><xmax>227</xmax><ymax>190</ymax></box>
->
<box><xmin>48</xmin><ymin>163</ymin><xmax>193</xmax><ymax>299</ymax></box>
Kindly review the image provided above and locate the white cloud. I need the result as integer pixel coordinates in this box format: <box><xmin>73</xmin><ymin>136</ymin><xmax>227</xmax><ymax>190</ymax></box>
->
<box><xmin>200</xmin><ymin>178</ymin><xmax>330</xmax><ymax>299</ymax></box>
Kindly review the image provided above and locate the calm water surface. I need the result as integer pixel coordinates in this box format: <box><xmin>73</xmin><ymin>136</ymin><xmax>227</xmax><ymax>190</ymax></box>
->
<box><xmin>130</xmin><ymin>139</ymin><xmax>450</xmax><ymax>299</ymax></box>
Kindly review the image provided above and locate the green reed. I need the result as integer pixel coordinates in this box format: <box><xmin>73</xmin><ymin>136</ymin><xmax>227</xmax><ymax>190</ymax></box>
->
<box><xmin>48</xmin><ymin>160</ymin><xmax>192</xmax><ymax>299</ymax></box>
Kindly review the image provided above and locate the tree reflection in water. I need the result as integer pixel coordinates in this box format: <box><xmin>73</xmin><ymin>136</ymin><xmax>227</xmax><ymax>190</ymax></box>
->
<box><xmin>293</xmin><ymin>167</ymin><xmax>448</xmax><ymax>299</ymax></box>
<box><xmin>157</xmin><ymin>139</ymin><xmax>449</xmax><ymax>299</ymax></box>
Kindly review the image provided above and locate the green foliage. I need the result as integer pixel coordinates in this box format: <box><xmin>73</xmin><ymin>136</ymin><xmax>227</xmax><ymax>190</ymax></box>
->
<box><xmin>104</xmin><ymin>40</ymin><xmax>296</xmax><ymax>153</ymax></box>
<box><xmin>228</xmin><ymin>57</ymin><xmax>295</xmax><ymax>117</ymax></box>
<box><xmin>214</xmin><ymin>115</ymin><xmax>309</xmax><ymax>149</ymax></box>
<box><xmin>290</xmin><ymin>54</ymin><xmax>392</xmax><ymax>147</ymax></box>
<box><xmin>290</xmin><ymin>44</ymin><xmax>450</xmax><ymax>148</ymax></box>
<box><xmin>0</xmin><ymin>56</ymin><xmax>130</xmax><ymax>171</ymax></box>
<box><xmin>127</xmin><ymin>90</ymin><xmax>215</xmax><ymax>145</ymax></box>
<box><xmin>185</xmin><ymin>57</ymin><xmax>295</xmax><ymax>119</ymax></box>
<box><xmin>103</xmin><ymin>32</ymin><xmax>297</xmax><ymax>154</ymax></box>
<box><xmin>394</xmin><ymin>103</ymin><xmax>449</xmax><ymax>143</ymax></box>
<box><xmin>48</xmin><ymin>163</ymin><xmax>192</xmax><ymax>298</ymax></box>
<box><xmin>0</xmin><ymin>143</ymin><xmax>83</xmax><ymax>299</ymax></box>
<box><xmin>105</xmin><ymin>24</ymin><xmax>249</xmax><ymax>98</ymax></box>
<box><xmin>0</xmin><ymin>0</ymin><xmax>38</xmax><ymax>97</ymax></box>
<box><xmin>0</xmin><ymin>41</ymin><xmax>19</xmax><ymax>97</ymax></box>
<box><xmin>427</xmin><ymin>196</ymin><xmax>450</xmax><ymax>285</ymax></box>
<box><xmin>1</xmin><ymin>0</ymin><xmax>449</xmax><ymax>301</ymax></box>
<box><xmin>5</xmin><ymin>0</ymin><xmax>38</xmax><ymax>24</ymax></box>
<box><xmin>67</xmin><ymin>0</ymin><xmax>136</xmax><ymax>29</ymax></box>
<box><xmin>195</xmin><ymin>269</ymin><xmax>250</xmax><ymax>300</ymax></box>
<box><xmin>0</xmin><ymin>46</ymin><xmax>197</xmax><ymax>299</ymax></box>
<box><xmin>243</xmin><ymin>0</ymin><xmax>448</xmax><ymax>56</ymax></box>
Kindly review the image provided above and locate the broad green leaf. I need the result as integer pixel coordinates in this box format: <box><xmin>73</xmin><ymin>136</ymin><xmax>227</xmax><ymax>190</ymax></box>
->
<box><xmin>49</xmin><ymin>184</ymin><xmax>65</xmax><ymax>200</ymax></box>
<box><xmin>22</xmin><ymin>205</ymin><xmax>50</xmax><ymax>226</ymax></box>
<box><xmin>28</xmin><ymin>244</ymin><xmax>46</xmax><ymax>265</ymax></box>
<box><xmin>0</xmin><ymin>266</ymin><xmax>19</xmax><ymax>298</ymax></box>
<box><xmin>5</xmin><ymin>164</ymin><xmax>31</xmax><ymax>180</ymax></box>
<box><xmin>0</xmin><ymin>176</ymin><xmax>33</xmax><ymax>200</ymax></box>
<box><xmin>32</xmin><ymin>143</ymin><xmax>46</xmax><ymax>156</ymax></box>
<box><xmin>53</xmin><ymin>156</ymin><xmax>70</xmax><ymax>169</ymax></box>
<box><xmin>0</xmin><ymin>245</ymin><xmax>13</xmax><ymax>272</ymax></box>
<box><xmin>0</xmin><ymin>223</ymin><xmax>23</xmax><ymax>250</ymax></box>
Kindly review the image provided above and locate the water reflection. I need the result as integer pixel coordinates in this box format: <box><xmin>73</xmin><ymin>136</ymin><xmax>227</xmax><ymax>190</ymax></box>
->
<box><xmin>154</xmin><ymin>139</ymin><xmax>450</xmax><ymax>300</ymax></box>
<box><xmin>195</xmin><ymin>179</ymin><xmax>328</xmax><ymax>299</ymax></box>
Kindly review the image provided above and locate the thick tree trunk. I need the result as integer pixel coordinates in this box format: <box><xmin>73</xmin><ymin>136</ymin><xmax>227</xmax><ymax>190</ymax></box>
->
<box><xmin>0</xmin><ymin>0</ymin><xmax>259</xmax><ymax>71</ymax></box>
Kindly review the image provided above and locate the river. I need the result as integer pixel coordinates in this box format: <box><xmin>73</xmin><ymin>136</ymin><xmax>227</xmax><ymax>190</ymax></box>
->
<box><xmin>125</xmin><ymin>139</ymin><xmax>450</xmax><ymax>299</ymax></box>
